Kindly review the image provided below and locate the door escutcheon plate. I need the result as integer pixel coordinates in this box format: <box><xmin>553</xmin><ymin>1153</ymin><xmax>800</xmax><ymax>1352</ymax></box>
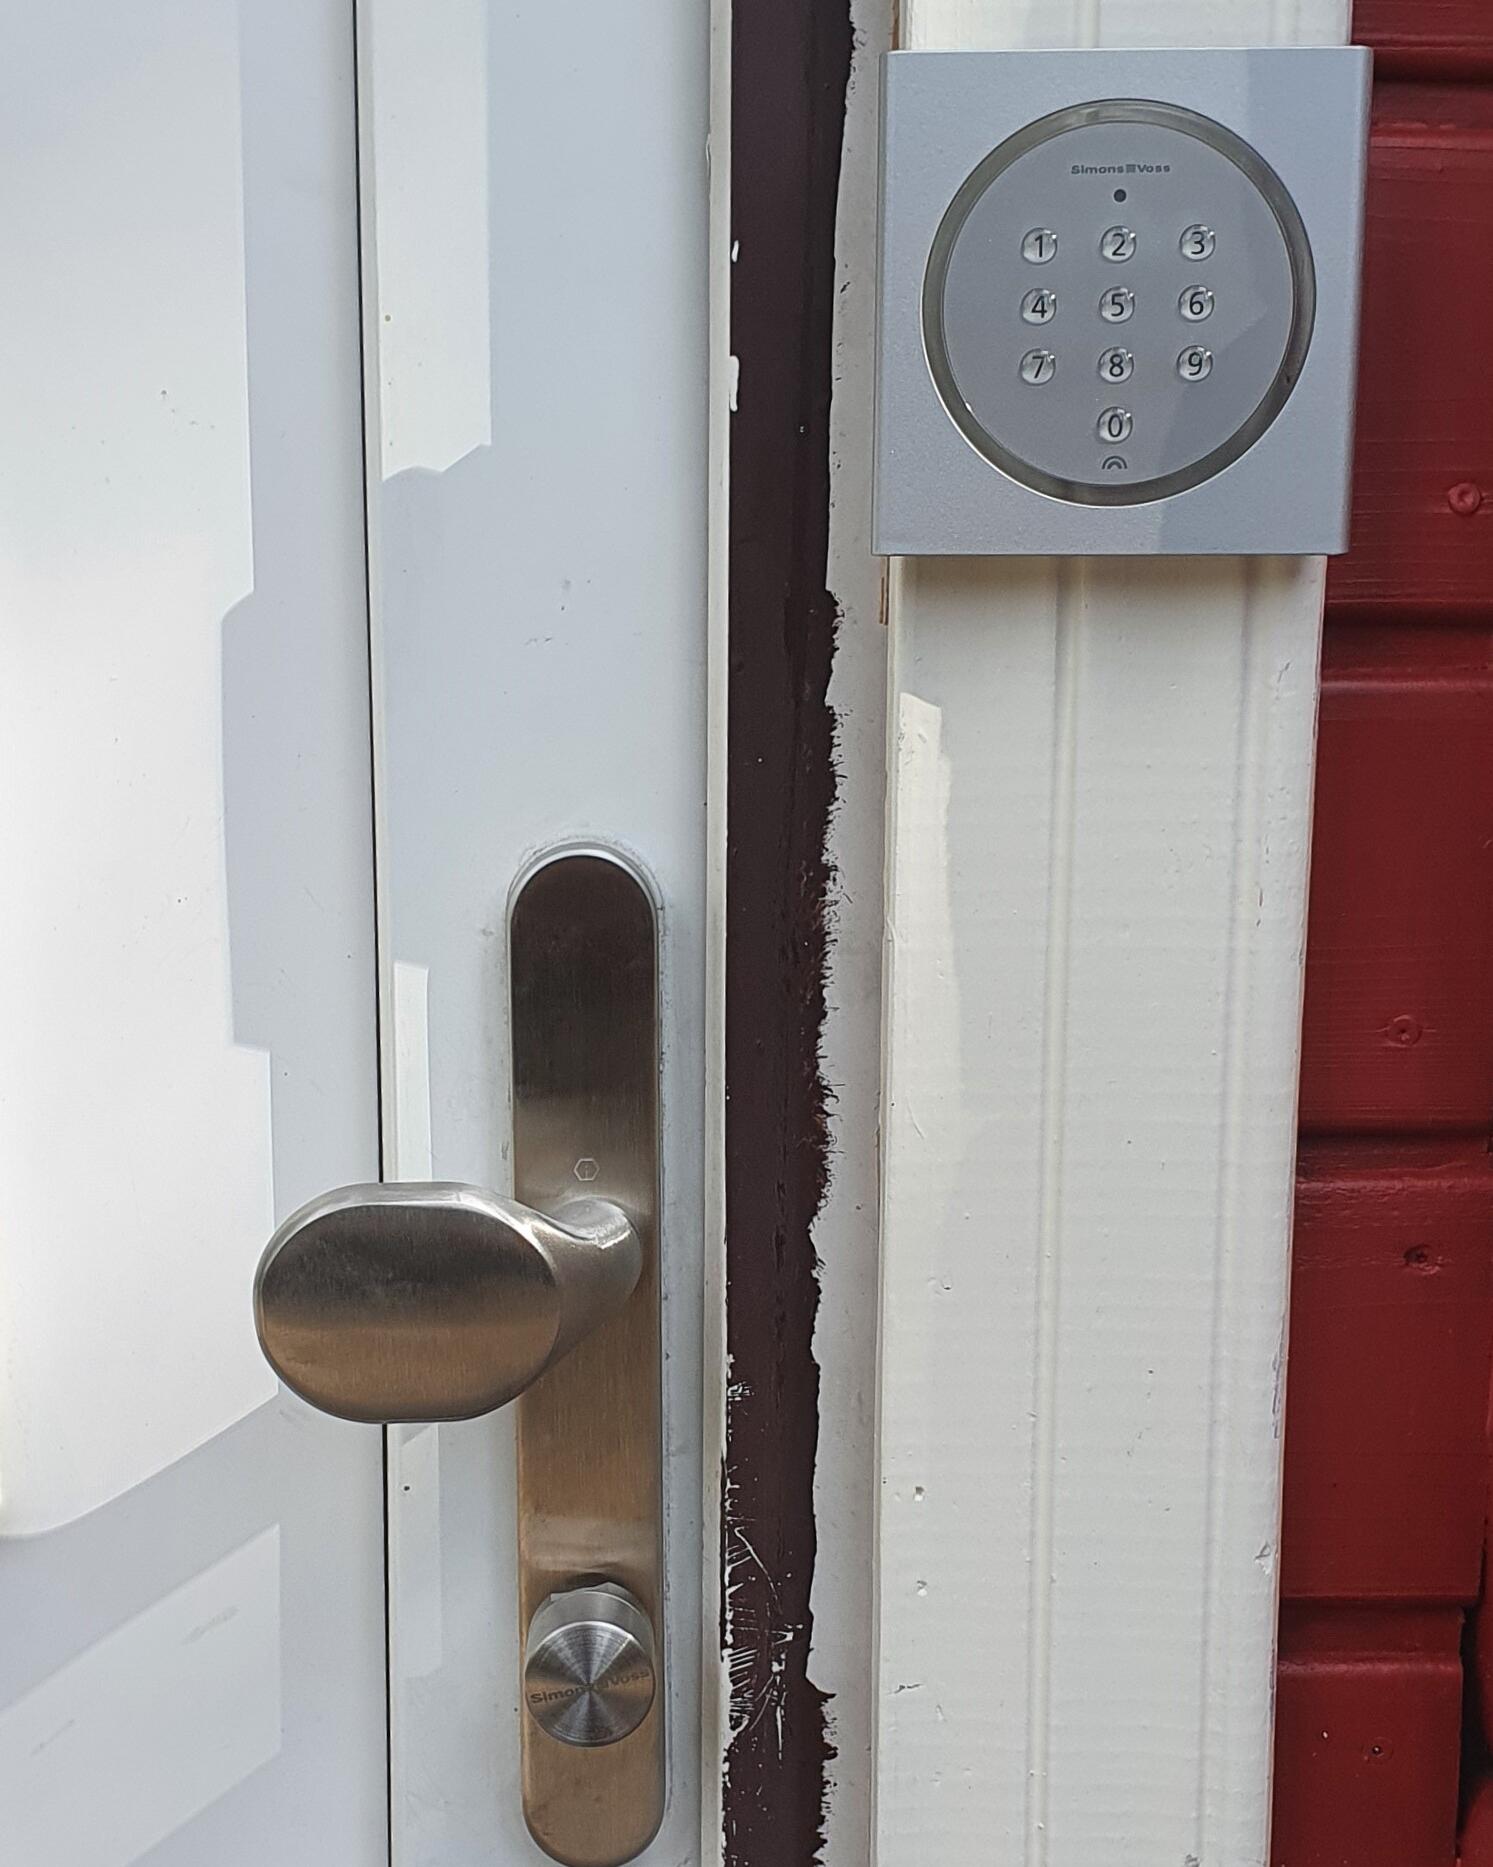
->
<box><xmin>510</xmin><ymin>851</ymin><xmax>665</xmax><ymax>1867</ymax></box>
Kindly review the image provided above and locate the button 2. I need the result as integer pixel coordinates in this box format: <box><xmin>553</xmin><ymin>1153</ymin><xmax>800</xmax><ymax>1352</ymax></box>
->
<box><xmin>1020</xmin><ymin>349</ymin><xmax>1058</xmax><ymax>385</ymax></box>
<box><xmin>1022</xmin><ymin>228</ymin><xmax>1058</xmax><ymax>264</ymax></box>
<box><xmin>1022</xmin><ymin>288</ymin><xmax>1058</xmax><ymax>325</ymax></box>
<box><xmin>1100</xmin><ymin>226</ymin><xmax>1137</xmax><ymax>262</ymax></box>
<box><xmin>1099</xmin><ymin>287</ymin><xmax>1135</xmax><ymax>324</ymax></box>
<box><xmin>1097</xmin><ymin>408</ymin><xmax>1134</xmax><ymax>444</ymax></box>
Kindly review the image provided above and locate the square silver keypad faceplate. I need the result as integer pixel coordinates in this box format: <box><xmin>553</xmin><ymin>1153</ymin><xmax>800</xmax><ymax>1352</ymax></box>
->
<box><xmin>874</xmin><ymin>49</ymin><xmax>1372</xmax><ymax>556</ymax></box>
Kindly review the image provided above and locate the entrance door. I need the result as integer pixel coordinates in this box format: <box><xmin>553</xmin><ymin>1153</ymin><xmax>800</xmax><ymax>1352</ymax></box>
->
<box><xmin>0</xmin><ymin>1</ymin><xmax>709</xmax><ymax>1863</ymax></box>
<box><xmin>356</xmin><ymin>0</ymin><xmax>708</xmax><ymax>1857</ymax></box>
<box><xmin>0</xmin><ymin>3</ymin><xmax>386</xmax><ymax>1862</ymax></box>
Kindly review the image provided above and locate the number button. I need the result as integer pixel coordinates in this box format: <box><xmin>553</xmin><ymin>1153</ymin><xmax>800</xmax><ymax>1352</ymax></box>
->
<box><xmin>1180</xmin><ymin>286</ymin><xmax>1215</xmax><ymax>323</ymax></box>
<box><xmin>1180</xmin><ymin>224</ymin><xmax>1216</xmax><ymax>261</ymax></box>
<box><xmin>1098</xmin><ymin>347</ymin><xmax>1134</xmax><ymax>384</ymax></box>
<box><xmin>1021</xmin><ymin>288</ymin><xmax>1058</xmax><ymax>325</ymax></box>
<box><xmin>1099</xmin><ymin>287</ymin><xmax>1135</xmax><ymax>324</ymax></box>
<box><xmin>1022</xmin><ymin>228</ymin><xmax>1059</xmax><ymax>265</ymax></box>
<box><xmin>1020</xmin><ymin>349</ymin><xmax>1058</xmax><ymax>386</ymax></box>
<box><xmin>1097</xmin><ymin>408</ymin><xmax>1134</xmax><ymax>445</ymax></box>
<box><xmin>1178</xmin><ymin>345</ymin><xmax>1214</xmax><ymax>382</ymax></box>
<box><xmin>1100</xmin><ymin>226</ymin><xmax>1137</xmax><ymax>263</ymax></box>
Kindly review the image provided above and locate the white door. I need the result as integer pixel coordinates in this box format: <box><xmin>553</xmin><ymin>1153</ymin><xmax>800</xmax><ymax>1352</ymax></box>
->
<box><xmin>0</xmin><ymin>1</ymin><xmax>708</xmax><ymax>1862</ymax></box>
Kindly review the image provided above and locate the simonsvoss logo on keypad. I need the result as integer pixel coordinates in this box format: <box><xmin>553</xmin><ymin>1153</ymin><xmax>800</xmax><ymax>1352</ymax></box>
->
<box><xmin>1071</xmin><ymin>161</ymin><xmax>1173</xmax><ymax>175</ymax></box>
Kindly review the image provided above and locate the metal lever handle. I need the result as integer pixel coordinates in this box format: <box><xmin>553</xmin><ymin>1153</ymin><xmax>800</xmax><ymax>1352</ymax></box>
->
<box><xmin>253</xmin><ymin>852</ymin><xmax>666</xmax><ymax>1867</ymax></box>
<box><xmin>253</xmin><ymin>1183</ymin><xmax>641</xmax><ymax>1424</ymax></box>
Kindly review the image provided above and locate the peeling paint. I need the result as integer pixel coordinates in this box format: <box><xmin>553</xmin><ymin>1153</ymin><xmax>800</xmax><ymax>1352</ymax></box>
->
<box><xmin>721</xmin><ymin>0</ymin><xmax>853</xmax><ymax>1855</ymax></box>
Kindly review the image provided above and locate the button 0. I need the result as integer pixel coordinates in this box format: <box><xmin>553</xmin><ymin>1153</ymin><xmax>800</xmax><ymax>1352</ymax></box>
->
<box><xmin>1099</xmin><ymin>287</ymin><xmax>1135</xmax><ymax>324</ymax></box>
<box><xmin>1180</xmin><ymin>286</ymin><xmax>1215</xmax><ymax>322</ymax></box>
<box><xmin>1180</xmin><ymin>224</ymin><xmax>1216</xmax><ymax>261</ymax></box>
<box><xmin>1097</xmin><ymin>408</ymin><xmax>1133</xmax><ymax>444</ymax></box>
<box><xmin>1100</xmin><ymin>226</ymin><xmax>1137</xmax><ymax>262</ymax></box>
<box><xmin>1022</xmin><ymin>228</ymin><xmax>1058</xmax><ymax>264</ymax></box>
<box><xmin>1021</xmin><ymin>288</ymin><xmax>1058</xmax><ymax>325</ymax></box>
<box><xmin>1020</xmin><ymin>349</ymin><xmax>1058</xmax><ymax>385</ymax></box>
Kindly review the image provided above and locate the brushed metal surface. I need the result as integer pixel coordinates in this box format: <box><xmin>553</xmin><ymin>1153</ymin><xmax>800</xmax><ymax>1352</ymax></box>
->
<box><xmin>524</xmin><ymin>1584</ymin><xmax>657</xmax><ymax>1749</ymax></box>
<box><xmin>873</xmin><ymin>47</ymin><xmax>1372</xmax><ymax>554</ymax></box>
<box><xmin>254</xmin><ymin>1185</ymin><xmax>640</xmax><ymax>1423</ymax></box>
<box><xmin>512</xmin><ymin>851</ymin><xmax>664</xmax><ymax>1867</ymax></box>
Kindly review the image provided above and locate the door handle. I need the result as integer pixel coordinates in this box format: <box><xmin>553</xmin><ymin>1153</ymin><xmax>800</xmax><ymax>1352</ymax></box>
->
<box><xmin>254</xmin><ymin>1184</ymin><xmax>641</xmax><ymax>1422</ymax></box>
<box><xmin>251</xmin><ymin>850</ymin><xmax>665</xmax><ymax>1867</ymax></box>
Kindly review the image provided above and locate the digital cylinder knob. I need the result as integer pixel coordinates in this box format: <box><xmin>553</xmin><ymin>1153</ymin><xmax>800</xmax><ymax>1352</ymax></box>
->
<box><xmin>523</xmin><ymin>1584</ymin><xmax>657</xmax><ymax>1748</ymax></box>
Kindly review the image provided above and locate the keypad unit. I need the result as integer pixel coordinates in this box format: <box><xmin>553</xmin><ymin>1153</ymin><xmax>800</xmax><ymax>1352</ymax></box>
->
<box><xmin>923</xmin><ymin>101</ymin><xmax>1315</xmax><ymax>506</ymax></box>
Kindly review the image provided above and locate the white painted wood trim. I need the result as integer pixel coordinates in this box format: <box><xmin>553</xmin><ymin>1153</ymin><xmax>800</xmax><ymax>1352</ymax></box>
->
<box><xmin>875</xmin><ymin>8</ymin><xmax>1350</xmax><ymax>1867</ymax></box>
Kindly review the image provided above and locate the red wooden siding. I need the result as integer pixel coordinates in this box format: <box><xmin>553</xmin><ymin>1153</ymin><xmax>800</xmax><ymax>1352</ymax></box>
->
<box><xmin>1282</xmin><ymin>1144</ymin><xmax>1492</xmax><ymax>1605</ymax></box>
<box><xmin>1353</xmin><ymin>4</ymin><xmax>1493</xmax><ymax>79</ymax></box>
<box><xmin>1326</xmin><ymin>88</ymin><xmax>1493</xmax><ymax>615</ymax></box>
<box><xmin>1275</xmin><ymin>14</ymin><xmax>1493</xmax><ymax>1864</ymax></box>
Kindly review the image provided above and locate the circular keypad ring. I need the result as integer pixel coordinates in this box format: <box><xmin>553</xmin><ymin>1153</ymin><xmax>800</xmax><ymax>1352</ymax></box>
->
<box><xmin>920</xmin><ymin>99</ymin><xmax>1317</xmax><ymax>507</ymax></box>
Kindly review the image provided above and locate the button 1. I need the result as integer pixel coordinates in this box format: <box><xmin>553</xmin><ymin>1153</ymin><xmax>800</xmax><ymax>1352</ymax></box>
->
<box><xmin>1180</xmin><ymin>224</ymin><xmax>1216</xmax><ymax>261</ymax></box>
<box><xmin>1022</xmin><ymin>228</ymin><xmax>1058</xmax><ymax>264</ymax></box>
<box><xmin>1099</xmin><ymin>286</ymin><xmax>1135</xmax><ymax>324</ymax></box>
<box><xmin>1098</xmin><ymin>346</ymin><xmax>1134</xmax><ymax>384</ymax></box>
<box><xmin>1097</xmin><ymin>407</ymin><xmax>1134</xmax><ymax>444</ymax></box>
<box><xmin>1021</xmin><ymin>288</ymin><xmax>1058</xmax><ymax>325</ymax></box>
<box><xmin>1178</xmin><ymin>345</ymin><xmax>1214</xmax><ymax>382</ymax></box>
<box><xmin>1100</xmin><ymin>226</ymin><xmax>1137</xmax><ymax>262</ymax></box>
<box><xmin>1180</xmin><ymin>286</ymin><xmax>1215</xmax><ymax>322</ymax></box>
<box><xmin>1019</xmin><ymin>349</ymin><xmax>1058</xmax><ymax>385</ymax></box>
